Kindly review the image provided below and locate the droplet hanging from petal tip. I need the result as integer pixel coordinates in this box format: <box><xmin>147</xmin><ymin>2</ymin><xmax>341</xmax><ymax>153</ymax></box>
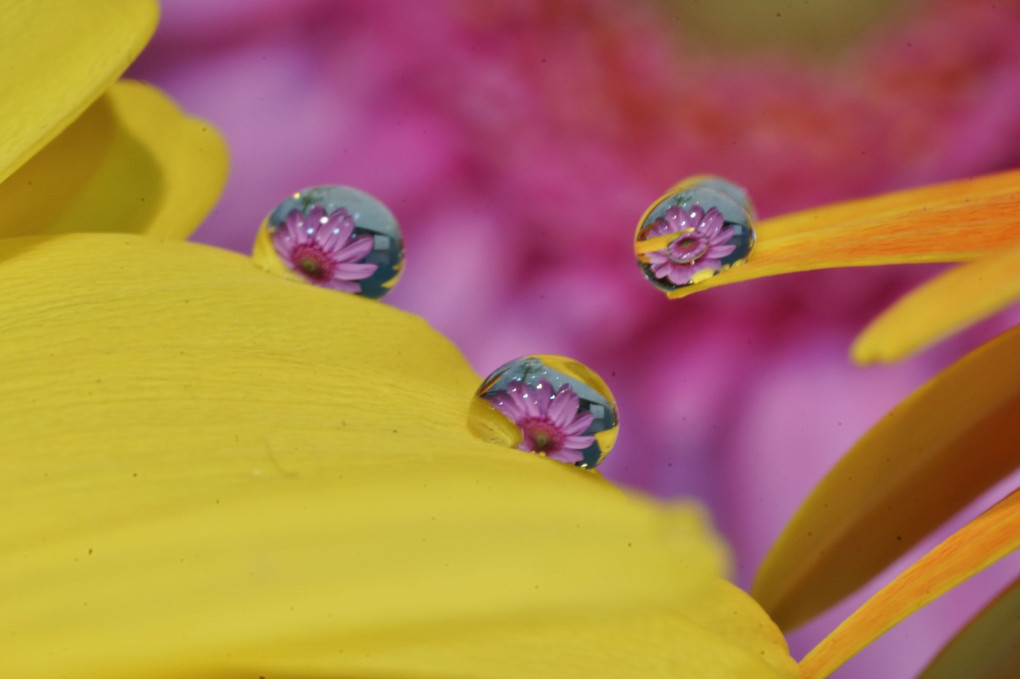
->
<box><xmin>635</xmin><ymin>175</ymin><xmax>755</xmax><ymax>292</ymax></box>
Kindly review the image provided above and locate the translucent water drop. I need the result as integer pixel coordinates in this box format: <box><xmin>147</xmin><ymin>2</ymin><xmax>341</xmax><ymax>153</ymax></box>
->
<box><xmin>252</xmin><ymin>185</ymin><xmax>404</xmax><ymax>298</ymax></box>
<box><xmin>469</xmin><ymin>355</ymin><xmax>618</xmax><ymax>469</ymax></box>
<box><xmin>634</xmin><ymin>176</ymin><xmax>755</xmax><ymax>291</ymax></box>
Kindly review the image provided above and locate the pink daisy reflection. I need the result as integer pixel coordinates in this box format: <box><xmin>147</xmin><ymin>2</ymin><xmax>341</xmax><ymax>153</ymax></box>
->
<box><xmin>272</xmin><ymin>204</ymin><xmax>378</xmax><ymax>293</ymax></box>
<box><xmin>644</xmin><ymin>204</ymin><xmax>737</xmax><ymax>286</ymax></box>
<box><xmin>485</xmin><ymin>379</ymin><xmax>596</xmax><ymax>464</ymax></box>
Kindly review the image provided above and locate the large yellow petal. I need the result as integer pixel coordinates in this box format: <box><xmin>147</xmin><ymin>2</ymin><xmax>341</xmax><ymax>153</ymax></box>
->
<box><xmin>665</xmin><ymin>169</ymin><xmax>1020</xmax><ymax>300</ymax></box>
<box><xmin>0</xmin><ymin>0</ymin><xmax>157</xmax><ymax>183</ymax></box>
<box><xmin>753</xmin><ymin>323</ymin><xmax>1020</xmax><ymax>629</ymax></box>
<box><xmin>853</xmin><ymin>238</ymin><xmax>1020</xmax><ymax>364</ymax></box>
<box><xmin>799</xmin><ymin>486</ymin><xmax>1020</xmax><ymax>679</ymax></box>
<box><xmin>0</xmin><ymin>234</ymin><xmax>797</xmax><ymax>679</ymax></box>
<box><xmin>916</xmin><ymin>573</ymin><xmax>1020</xmax><ymax>679</ymax></box>
<box><xmin>0</xmin><ymin>80</ymin><xmax>228</xmax><ymax>239</ymax></box>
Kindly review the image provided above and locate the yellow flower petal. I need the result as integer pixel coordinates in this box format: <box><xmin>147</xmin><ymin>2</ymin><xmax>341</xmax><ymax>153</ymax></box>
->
<box><xmin>799</xmin><ymin>486</ymin><xmax>1020</xmax><ymax>679</ymax></box>
<box><xmin>0</xmin><ymin>234</ymin><xmax>797</xmax><ymax>679</ymax></box>
<box><xmin>664</xmin><ymin>169</ymin><xmax>1020</xmax><ymax>300</ymax></box>
<box><xmin>753</xmin><ymin>323</ymin><xmax>1020</xmax><ymax>629</ymax></box>
<box><xmin>916</xmin><ymin>573</ymin><xmax>1020</xmax><ymax>679</ymax></box>
<box><xmin>853</xmin><ymin>238</ymin><xmax>1020</xmax><ymax>364</ymax></box>
<box><xmin>0</xmin><ymin>0</ymin><xmax>157</xmax><ymax>183</ymax></box>
<box><xmin>0</xmin><ymin>80</ymin><xmax>228</xmax><ymax>239</ymax></box>
<box><xmin>246</xmin><ymin>581</ymin><xmax>795</xmax><ymax>679</ymax></box>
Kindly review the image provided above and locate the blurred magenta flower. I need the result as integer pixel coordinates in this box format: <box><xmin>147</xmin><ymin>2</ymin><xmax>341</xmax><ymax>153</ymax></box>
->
<box><xmin>130</xmin><ymin>1</ymin><xmax>1020</xmax><ymax>675</ymax></box>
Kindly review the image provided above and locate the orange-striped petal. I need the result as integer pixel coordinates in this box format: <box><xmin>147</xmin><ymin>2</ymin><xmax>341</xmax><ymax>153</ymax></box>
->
<box><xmin>0</xmin><ymin>81</ymin><xmax>227</xmax><ymax>239</ymax></box>
<box><xmin>916</xmin><ymin>573</ymin><xmax>1020</xmax><ymax>679</ymax></box>
<box><xmin>664</xmin><ymin>169</ymin><xmax>1020</xmax><ymax>299</ymax></box>
<box><xmin>798</xmin><ymin>486</ymin><xmax>1020</xmax><ymax>679</ymax></box>
<box><xmin>753</xmin><ymin>323</ymin><xmax>1020</xmax><ymax>629</ymax></box>
<box><xmin>853</xmin><ymin>237</ymin><xmax>1020</xmax><ymax>364</ymax></box>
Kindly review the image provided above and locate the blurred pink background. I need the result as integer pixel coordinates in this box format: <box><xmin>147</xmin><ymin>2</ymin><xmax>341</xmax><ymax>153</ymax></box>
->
<box><xmin>130</xmin><ymin>1</ymin><xmax>1020</xmax><ymax>676</ymax></box>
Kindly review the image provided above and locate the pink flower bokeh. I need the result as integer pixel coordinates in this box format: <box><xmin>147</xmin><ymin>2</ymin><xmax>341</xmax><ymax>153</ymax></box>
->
<box><xmin>131</xmin><ymin>1</ymin><xmax>1020</xmax><ymax>675</ymax></box>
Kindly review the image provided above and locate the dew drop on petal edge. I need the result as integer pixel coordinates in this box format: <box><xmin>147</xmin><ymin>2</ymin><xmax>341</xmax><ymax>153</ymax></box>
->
<box><xmin>469</xmin><ymin>355</ymin><xmax>619</xmax><ymax>469</ymax></box>
<box><xmin>634</xmin><ymin>175</ymin><xmax>755</xmax><ymax>292</ymax></box>
<box><xmin>252</xmin><ymin>185</ymin><xmax>405</xmax><ymax>299</ymax></box>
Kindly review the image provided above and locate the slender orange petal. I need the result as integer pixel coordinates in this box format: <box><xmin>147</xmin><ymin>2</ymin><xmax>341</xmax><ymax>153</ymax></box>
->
<box><xmin>916</xmin><ymin>573</ymin><xmax>1020</xmax><ymax>679</ymax></box>
<box><xmin>853</xmin><ymin>238</ymin><xmax>1020</xmax><ymax>364</ymax></box>
<box><xmin>664</xmin><ymin>169</ymin><xmax>1020</xmax><ymax>299</ymax></box>
<box><xmin>799</xmin><ymin>486</ymin><xmax>1020</xmax><ymax>679</ymax></box>
<box><xmin>0</xmin><ymin>81</ymin><xmax>228</xmax><ymax>239</ymax></box>
<box><xmin>0</xmin><ymin>0</ymin><xmax>157</xmax><ymax>183</ymax></box>
<box><xmin>754</xmin><ymin>323</ymin><xmax>1020</xmax><ymax>629</ymax></box>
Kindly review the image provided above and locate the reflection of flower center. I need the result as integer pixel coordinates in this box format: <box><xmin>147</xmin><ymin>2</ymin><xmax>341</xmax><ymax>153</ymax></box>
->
<box><xmin>642</xmin><ymin>203</ymin><xmax>740</xmax><ymax>288</ymax></box>
<box><xmin>269</xmin><ymin>205</ymin><xmax>380</xmax><ymax>295</ymax></box>
<box><xmin>519</xmin><ymin>418</ymin><xmax>563</xmax><ymax>454</ymax></box>
<box><xmin>292</xmin><ymin>244</ymin><xmax>334</xmax><ymax>281</ymax></box>
<box><xmin>482</xmin><ymin>378</ymin><xmax>597</xmax><ymax>464</ymax></box>
<box><xmin>667</xmin><ymin>234</ymin><xmax>708</xmax><ymax>263</ymax></box>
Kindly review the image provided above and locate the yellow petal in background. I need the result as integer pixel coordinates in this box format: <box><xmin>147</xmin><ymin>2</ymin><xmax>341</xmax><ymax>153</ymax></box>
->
<box><xmin>0</xmin><ymin>80</ymin><xmax>228</xmax><ymax>239</ymax></box>
<box><xmin>917</xmin><ymin>573</ymin><xmax>1020</xmax><ymax>679</ymax></box>
<box><xmin>666</xmin><ymin>169</ymin><xmax>1020</xmax><ymax>299</ymax></box>
<box><xmin>753</xmin><ymin>323</ymin><xmax>1020</xmax><ymax>629</ymax></box>
<box><xmin>799</xmin><ymin>487</ymin><xmax>1020</xmax><ymax>679</ymax></box>
<box><xmin>853</xmin><ymin>238</ymin><xmax>1020</xmax><ymax>364</ymax></box>
<box><xmin>0</xmin><ymin>234</ymin><xmax>797</xmax><ymax>679</ymax></box>
<box><xmin>0</xmin><ymin>0</ymin><xmax>157</xmax><ymax>184</ymax></box>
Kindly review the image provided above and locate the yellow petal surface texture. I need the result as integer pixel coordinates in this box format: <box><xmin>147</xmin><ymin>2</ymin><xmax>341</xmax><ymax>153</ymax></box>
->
<box><xmin>799</xmin><ymin>487</ymin><xmax>1020</xmax><ymax>679</ymax></box>
<box><xmin>665</xmin><ymin>170</ymin><xmax>1020</xmax><ymax>299</ymax></box>
<box><xmin>753</xmin><ymin>323</ymin><xmax>1020</xmax><ymax>629</ymax></box>
<box><xmin>0</xmin><ymin>80</ymin><xmax>228</xmax><ymax>239</ymax></box>
<box><xmin>853</xmin><ymin>238</ymin><xmax>1020</xmax><ymax>364</ymax></box>
<box><xmin>0</xmin><ymin>234</ymin><xmax>798</xmax><ymax>679</ymax></box>
<box><xmin>0</xmin><ymin>0</ymin><xmax>158</xmax><ymax>184</ymax></box>
<box><xmin>916</xmin><ymin>573</ymin><xmax>1020</xmax><ymax>679</ymax></box>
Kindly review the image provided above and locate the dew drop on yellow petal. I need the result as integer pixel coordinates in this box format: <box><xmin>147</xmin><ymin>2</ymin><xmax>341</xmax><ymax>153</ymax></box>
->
<box><xmin>252</xmin><ymin>185</ymin><xmax>405</xmax><ymax>298</ymax></box>
<box><xmin>666</xmin><ymin>170</ymin><xmax>1020</xmax><ymax>300</ymax></box>
<box><xmin>470</xmin><ymin>354</ymin><xmax>619</xmax><ymax>469</ymax></box>
<box><xmin>635</xmin><ymin>176</ymin><xmax>755</xmax><ymax>293</ymax></box>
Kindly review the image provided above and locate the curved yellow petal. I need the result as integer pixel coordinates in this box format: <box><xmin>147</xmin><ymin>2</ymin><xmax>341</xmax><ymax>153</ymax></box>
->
<box><xmin>0</xmin><ymin>0</ymin><xmax>158</xmax><ymax>183</ymax></box>
<box><xmin>799</xmin><ymin>486</ymin><xmax>1020</xmax><ymax>679</ymax></box>
<box><xmin>0</xmin><ymin>80</ymin><xmax>228</xmax><ymax>239</ymax></box>
<box><xmin>853</xmin><ymin>238</ymin><xmax>1020</xmax><ymax>364</ymax></box>
<box><xmin>754</xmin><ymin>323</ymin><xmax>1020</xmax><ymax>629</ymax></box>
<box><xmin>0</xmin><ymin>234</ymin><xmax>797</xmax><ymax>679</ymax></box>
<box><xmin>665</xmin><ymin>170</ymin><xmax>1020</xmax><ymax>300</ymax></box>
<box><xmin>248</xmin><ymin>581</ymin><xmax>795</xmax><ymax>679</ymax></box>
<box><xmin>916</xmin><ymin>573</ymin><xmax>1020</xmax><ymax>679</ymax></box>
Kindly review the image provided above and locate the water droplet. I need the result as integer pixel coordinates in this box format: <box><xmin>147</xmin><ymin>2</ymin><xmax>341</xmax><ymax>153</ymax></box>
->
<box><xmin>252</xmin><ymin>185</ymin><xmax>404</xmax><ymax>298</ymax></box>
<box><xmin>635</xmin><ymin>175</ymin><xmax>755</xmax><ymax>291</ymax></box>
<box><xmin>469</xmin><ymin>355</ymin><xmax>618</xmax><ymax>469</ymax></box>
